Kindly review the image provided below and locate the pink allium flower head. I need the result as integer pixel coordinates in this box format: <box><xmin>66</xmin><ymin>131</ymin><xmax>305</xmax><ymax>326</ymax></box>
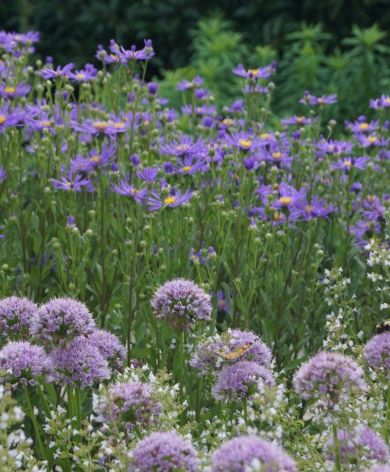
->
<box><xmin>293</xmin><ymin>351</ymin><xmax>367</xmax><ymax>406</ymax></box>
<box><xmin>325</xmin><ymin>426</ymin><xmax>389</xmax><ymax>464</ymax></box>
<box><xmin>88</xmin><ymin>329</ymin><xmax>126</xmax><ymax>370</ymax></box>
<box><xmin>151</xmin><ymin>279</ymin><xmax>211</xmax><ymax>329</ymax></box>
<box><xmin>0</xmin><ymin>296</ymin><xmax>37</xmax><ymax>339</ymax></box>
<box><xmin>97</xmin><ymin>382</ymin><xmax>161</xmax><ymax>431</ymax></box>
<box><xmin>50</xmin><ymin>336</ymin><xmax>110</xmax><ymax>387</ymax></box>
<box><xmin>211</xmin><ymin>435</ymin><xmax>297</xmax><ymax>472</ymax></box>
<box><xmin>364</xmin><ymin>332</ymin><xmax>390</xmax><ymax>372</ymax></box>
<box><xmin>30</xmin><ymin>297</ymin><xmax>96</xmax><ymax>345</ymax></box>
<box><xmin>212</xmin><ymin>360</ymin><xmax>274</xmax><ymax>401</ymax></box>
<box><xmin>0</xmin><ymin>341</ymin><xmax>52</xmax><ymax>384</ymax></box>
<box><xmin>132</xmin><ymin>431</ymin><xmax>198</xmax><ymax>472</ymax></box>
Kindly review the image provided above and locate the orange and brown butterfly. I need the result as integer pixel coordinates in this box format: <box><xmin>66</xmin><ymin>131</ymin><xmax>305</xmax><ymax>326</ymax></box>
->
<box><xmin>215</xmin><ymin>342</ymin><xmax>254</xmax><ymax>361</ymax></box>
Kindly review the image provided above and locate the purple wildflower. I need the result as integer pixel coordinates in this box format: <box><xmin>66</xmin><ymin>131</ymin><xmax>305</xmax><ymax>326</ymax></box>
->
<box><xmin>69</xmin><ymin>63</ymin><xmax>98</xmax><ymax>82</ymax></box>
<box><xmin>0</xmin><ymin>83</ymin><xmax>31</xmax><ymax>99</ymax></box>
<box><xmin>40</xmin><ymin>63</ymin><xmax>75</xmax><ymax>80</ymax></box>
<box><xmin>136</xmin><ymin>166</ymin><xmax>159</xmax><ymax>183</ymax></box>
<box><xmin>233</xmin><ymin>63</ymin><xmax>276</xmax><ymax>80</ymax></box>
<box><xmin>282</xmin><ymin>115</ymin><xmax>312</xmax><ymax>126</ymax></box>
<box><xmin>151</xmin><ymin>279</ymin><xmax>211</xmax><ymax>329</ymax></box>
<box><xmin>147</xmin><ymin>188</ymin><xmax>192</xmax><ymax>212</ymax></box>
<box><xmin>97</xmin><ymin>382</ymin><xmax>161</xmax><ymax>430</ymax></box>
<box><xmin>0</xmin><ymin>296</ymin><xmax>37</xmax><ymax>339</ymax></box>
<box><xmin>331</xmin><ymin>157</ymin><xmax>369</xmax><ymax>171</ymax></box>
<box><xmin>325</xmin><ymin>426</ymin><xmax>389</xmax><ymax>464</ymax></box>
<box><xmin>52</xmin><ymin>172</ymin><xmax>94</xmax><ymax>192</ymax></box>
<box><xmin>370</xmin><ymin>96</ymin><xmax>390</xmax><ymax>110</ymax></box>
<box><xmin>87</xmin><ymin>329</ymin><xmax>126</xmax><ymax>370</ymax></box>
<box><xmin>177</xmin><ymin>76</ymin><xmax>203</xmax><ymax>91</ymax></box>
<box><xmin>160</xmin><ymin>135</ymin><xmax>207</xmax><ymax>159</ymax></box>
<box><xmin>109</xmin><ymin>38</ymin><xmax>154</xmax><ymax>63</ymax></box>
<box><xmin>0</xmin><ymin>341</ymin><xmax>52</xmax><ymax>384</ymax></box>
<box><xmin>212</xmin><ymin>360</ymin><xmax>274</xmax><ymax>401</ymax></box>
<box><xmin>112</xmin><ymin>180</ymin><xmax>147</xmax><ymax>204</ymax></box>
<box><xmin>364</xmin><ymin>332</ymin><xmax>390</xmax><ymax>372</ymax></box>
<box><xmin>50</xmin><ymin>336</ymin><xmax>110</xmax><ymax>387</ymax></box>
<box><xmin>293</xmin><ymin>352</ymin><xmax>367</xmax><ymax>407</ymax></box>
<box><xmin>132</xmin><ymin>431</ymin><xmax>198</xmax><ymax>472</ymax></box>
<box><xmin>364</xmin><ymin>466</ymin><xmax>390</xmax><ymax>472</ymax></box>
<box><xmin>30</xmin><ymin>297</ymin><xmax>96</xmax><ymax>345</ymax></box>
<box><xmin>70</xmin><ymin>144</ymin><xmax>116</xmax><ymax>173</ymax></box>
<box><xmin>300</xmin><ymin>91</ymin><xmax>337</xmax><ymax>106</ymax></box>
<box><xmin>211</xmin><ymin>435</ymin><xmax>297</xmax><ymax>472</ymax></box>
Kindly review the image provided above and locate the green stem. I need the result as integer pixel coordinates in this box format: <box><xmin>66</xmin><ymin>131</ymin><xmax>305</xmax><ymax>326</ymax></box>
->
<box><xmin>332</xmin><ymin>423</ymin><xmax>342</xmax><ymax>472</ymax></box>
<box><xmin>23</xmin><ymin>384</ymin><xmax>48</xmax><ymax>461</ymax></box>
<box><xmin>385</xmin><ymin>387</ymin><xmax>390</xmax><ymax>443</ymax></box>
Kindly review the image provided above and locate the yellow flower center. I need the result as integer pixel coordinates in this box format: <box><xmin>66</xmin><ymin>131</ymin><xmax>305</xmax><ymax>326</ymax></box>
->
<box><xmin>367</xmin><ymin>195</ymin><xmax>376</xmax><ymax>202</ymax></box>
<box><xmin>273</xmin><ymin>212</ymin><xmax>283</xmax><ymax>221</ymax></box>
<box><xmin>66</xmin><ymin>181</ymin><xmax>72</xmax><ymax>188</ymax></box>
<box><xmin>359</xmin><ymin>122</ymin><xmax>369</xmax><ymax>130</ymax></box>
<box><xmin>305</xmin><ymin>205</ymin><xmax>314</xmax><ymax>214</ymax></box>
<box><xmin>4</xmin><ymin>86</ymin><xmax>15</xmax><ymax>94</ymax></box>
<box><xmin>113</xmin><ymin>122</ymin><xmax>125</xmax><ymax>129</ymax></box>
<box><xmin>164</xmin><ymin>196</ymin><xmax>176</xmax><ymax>205</ymax></box>
<box><xmin>248</xmin><ymin>68</ymin><xmax>259</xmax><ymax>76</ymax></box>
<box><xmin>39</xmin><ymin>120</ymin><xmax>52</xmax><ymax>127</ymax></box>
<box><xmin>0</xmin><ymin>115</ymin><xmax>6</xmax><ymax>125</ymax></box>
<box><xmin>222</xmin><ymin>118</ymin><xmax>233</xmax><ymax>126</ymax></box>
<box><xmin>76</xmin><ymin>73</ymin><xmax>85</xmax><ymax>80</ymax></box>
<box><xmin>260</xmin><ymin>133</ymin><xmax>270</xmax><ymax>139</ymax></box>
<box><xmin>384</xmin><ymin>98</ymin><xmax>390</xmax><ymax>105</ymax></box>
<box><xmin>343</xmin><ymin>160</ymin><xmax>352</xmax><ymax>168</ymax></box>
<box><xmin>272</xmin><ymin>152</ymin><xmax>282</xmax><ymax>160</ymax></box>
<box><xmin>176</xmin><ymin>144</ymin><xmax>189</xmax><ymax>153</ymax></box>
<box><xmin>368</xmin><ymin>135</ymin><xmax>378</xmax><ymax>143</ymax></box>
<box><xmin>182</xmin><ymin>166</ymin><xmax>192</xmax><ymax>173</ymax></box>
<box><xmin>279</xmin><ymin>196</ymin><xmax>292</xmax><ymax>205</ymax></box>
<box><xmin>90</xmin><ymin>155</ymin><xmax>101</xmax><ymax>163</ymax></box>
<box><xmin>296</xmin><ymin>116</ymin><xmax>305</xmax><ymax>123</ymax></box>
<box><xmin>93</xmin><ymin>121</ymin><xmax>109</xmax><ymax>130</ymax></box>
<box><xmin>239</xmin><ymin>139</ymin><xmax>252</xmax><ymax>149</ymax></box>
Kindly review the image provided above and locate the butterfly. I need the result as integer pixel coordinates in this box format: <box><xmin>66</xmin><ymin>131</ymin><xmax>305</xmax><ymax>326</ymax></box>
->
<box><xmin>375</xmin><ymin>320</ymin><xmax>390</xmax><ymax>334</ymax></box>
<box><xmin>216</xmin><ymin>343</ymin><xmax>254</xmax><ymax>361</ymax></box>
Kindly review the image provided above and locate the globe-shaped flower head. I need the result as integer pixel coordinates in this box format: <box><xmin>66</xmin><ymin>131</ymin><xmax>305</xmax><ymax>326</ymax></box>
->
<box><xmin>212</xmin><ymin>360</ymin><xmax>274</xmax><ymax>402</ymax></box>
<box><xmin>211</xmin><ymin>435</ymin><xmax>297</xmax><ymax>472</ymax></box>
<box><xmin>50</xmin><ymin>336</ymin><xmax>110</xmax><ymax>387</ymax></box>
<box><xmin>324</xmin><ymin>426</ymin><xmax>389</xmax><ymax>465</ymax></box>
<box><xmin>364</xmin><ymin>332</ymin><xmax>390</xmax><ymax>373</ymax></box>
<box><xmin>132</xmin><ymin>431</ymin><xmax>198</xmax><ymax>472</ymax></box>
<box><xmin>97</xmin><ymin>381</ymin><xmax>162</xmax><ymax>431</ymax></box>
<box><xmin>0</xmin><ymin>341</ymin><xmax>52</xmax><ymax>384</ymax></box>
<box><xmin>88</xmin><ymin>329</ymin><xmax>126</xmax><ymax>370</ymax></box>
<box><xmin>30</xmin><ymin>297</ymin><xmax>96</xmax><ymax>345</ymax></box>
<box><xmin>0</xmin><ymin>296</ymin><xmax>37</xmax><ymax>339</ymax></box>
<box><xmin>151</xmin><ymin>279</ymin><xmax>211</xmax><ymax>329</ymax></box>
<box><xmin>293</xmin><ymin>352</ymin><xmax>367</xmax><ymax>407</ymax></box>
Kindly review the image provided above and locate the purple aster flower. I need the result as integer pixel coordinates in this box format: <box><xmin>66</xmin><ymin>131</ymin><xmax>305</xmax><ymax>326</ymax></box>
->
<box><xmin>30</xmin><ymin>297</ymin><xmax>96</xmax><ymax>345</ymax></box>
<box><xmin>177</xmin><ymin>76</ymin><xmax>203</xmax><ymax>91</ymax></box>
<box><xmin>69</xmin><ymin>63</ymin><xmax>98</xmax><ymax>82</ymax></box>
<box><xmin>316</xmin><ymin>138</ymin><xmax>354</xmax><ymax>156</ymax></box>
<box><xmin>289</xmin><ymin>196</ymin><xmax>334</xmax><ymax>221</ymax></box>
<box><xmin>212</xmin><ymin>360</ymin><xmax>274</xmax><ymax>401</ymax></box>
<box><xmin>233</xmin><ymin>63</ymin><xmax>276</xmax><ymax>80</ymax></box>
<box><xmin>160</xmin><ymin>135</ymin><xmax>207</xmax><ymax>159</ymax></box>
<box><xmin>370</xmin><ymin>96</ymin><xmax>390</xmax><ymax>110</ymax></box>
<box><xmin>364</xmin><ymin>332</ymin><xmax>390</xmax><ymax>372</ymax></box>
<box><xmin>70</xmin><ymin>144</ymin><xmax>116</xmax><ymax>173</ymax></box>
<box><xmin>347</xmin><ymin>116</ymin><xmax>379</xmax><ymax>134</ymax></box>
<box><xmin>112</xmin><ymin>180</ymin><xmax>147</xmax><ymax>204</ymax></box>
<box><xmin>148</xmin><ymin>82</ymin><xmax>159</xmax><ymax>95</ymax></box>
<box><xmin>226</xmin><ymin>132</ymin><xmax>259</xmax><ymax>151</ymax></box>
<box><xmin>281</xmin><ymin>115</ymin><xmax>312</xmax><ymax>126</ymax></box>
<box><xmin>147</xmin><ymin>188</ymin><xmax>192</xmax><ymax>212</ymax></box>
<box><xmin>97</xmin><ymin>382</ymin><xmax>161</xmax><ymax>430</ymax></box>
<box><xmin>300</xmin><ymin>91</ymin><xmax>337</xmax><ymax>106</ymax></box>
<box><xmin>0</xmin><ymin>82</ymin><xmax>31</xmax><ymax>99</ymax></box>
<box><xmin>0</xmin><ymin>341</ymin><xmax>52</xmax><ymax>384</ymax></box>
<box><xmin>271</xmin><ymin>183</ymin><xmax>306</xmax><ymax>210</ymax></box>
<box><xmin>211</xmin><ymin>435</ymin><xmax>297</xmax><ymax>472</ymax></box>
<box><xmin>132</xmin><ymin>431</ymin><xmax>198</xmax><ymax>472</ymax></box>
<box><xmin>136</xmin><ymin>166</ymin><xmax>159</xmax><ymax>183</ymax></box>
<box><xmin>0</xmin><ymin>105</ymin><xmax>23</xmax><ymax>132</ymax></box>
<box><xmin>40</xmin><ymin>63</ymin><xmax>75</xmax><ymax>80</ymax></box>
<box><xmin>0</xmin><ymin>296</ymin><xmax>37</xmax><ymax>339</ymax></box>
<box><xmin>50</xmin><ymin>336</ymin><xmax>110</xmax><ymax>387</ymax></box>
<box><xmin>356</xmin><ymin>134</ymin><xmax>388</xmax><ymax>148</ymax></box>
<box><xmin>109</xmin><ymin>38</ymin><xmax>154</xmax><ymax>63</ymax></box>
<box><xmin>190</xmin><ymin>329</ymin><xmax>272</xmax><ymax>374</ymax></box>
<box><xmin>325</xmin><ymin>426</ymin><xmax>389</xmax><ymax>464</ymax></box>
<box><xmin>331</xmin><ymin>156</ymin><xmax>369</xmax><ymax>171</ymax></box>
<box><xmin>52</xmin><ymin>171</ymin><xmax>94</xmax><ymax>192</ymax></box>
<box><xmin>293</xmin><ymin>352</ymin><xmax>367</xmax><ymax>407</ymax></box>
<box><xmin>151</xmin><ymin>279</ymin><xmax>211</xmax><ymax>329</ymax></box>
<box><xmin>74</xmin><ymin>116</ymin><xmax>130</xmax><ymax>136</ymax></box>
<box><xmin>87</xmin><ymin>329</ymin><xmax>126</xmax><ymax>370</ymax></box>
